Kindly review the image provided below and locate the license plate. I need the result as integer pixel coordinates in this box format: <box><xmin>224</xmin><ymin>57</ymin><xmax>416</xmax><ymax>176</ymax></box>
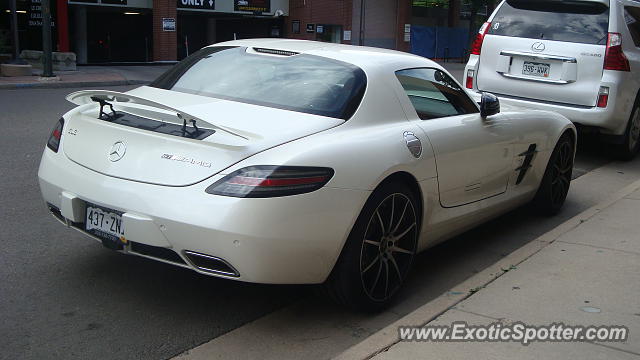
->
<box><xmin>522</xmin><ymin>61</ymin><xmax>550</xmax><ymax>78</ymax></box>
<box><xmin>85</xmin><ymin>204</ymin><xmax>125</xmax><ymax>242</ymax></box>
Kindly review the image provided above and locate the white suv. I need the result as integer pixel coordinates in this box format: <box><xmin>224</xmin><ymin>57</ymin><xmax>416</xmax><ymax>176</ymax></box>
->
<box><xmin>464</xmin><ymin>0</ymin><xmax>640</xmax><ymax>158</ymax></box>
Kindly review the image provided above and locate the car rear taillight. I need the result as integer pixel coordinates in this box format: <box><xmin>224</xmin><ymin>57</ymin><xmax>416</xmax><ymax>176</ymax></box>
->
<box><xmin>46</xmin><ymin>118</ymin><xmax>64</xmax><ymax>152</ymax></box>
<box><xmin>597</xmin><ymin>86</ymin><xmax>609</xmax><ymax>108</ymax></box>
<box><xmin>470</xmin><ymin>22</ymin><xmax>491</xmax><ymax>56</ymax></box>
<box><xmin>604</xmin><ymin>33</ymin><xmax>630</xmax><ymax>72</ymax></box>
<box><xmin>466</xmin><ymin>69</ymin><xmax>475</xmax><ymax>89</ymax></box>
<box><xmin>206</xmin><ymin>166</ymin><xmax>334</xmax><ymax>198</ymax></box>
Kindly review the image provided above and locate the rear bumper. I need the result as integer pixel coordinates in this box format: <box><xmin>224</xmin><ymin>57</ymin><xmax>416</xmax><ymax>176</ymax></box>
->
<box><xmin>38</xmin><ymin>147</ymin><xmax>370</xmax><ymax>284</ymax></box>
<box><xmin>466</xmin><ymin>88</ymin><xmax>630</xmax><ymax>136</ymax></box>
<box><xmin>464</xmin><ymin>62</ymin><xmax>636</xmax><ymax>136</ymax></box>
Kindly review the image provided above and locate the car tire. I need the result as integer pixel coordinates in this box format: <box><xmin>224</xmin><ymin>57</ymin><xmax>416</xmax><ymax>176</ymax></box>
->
<box><xmin>616</xmin><ymin>101</ymin><xmax>640</xmax><ymax>161</ymax></box>
<box><xmin>324</xmin><ymin>181</ymin><xmax>420</xmax><ymax>312</ymax></box>
<box><xmin>532</xmin><ymin>133</ymin><xmax>574</xmax><ymax>216</ymax></box>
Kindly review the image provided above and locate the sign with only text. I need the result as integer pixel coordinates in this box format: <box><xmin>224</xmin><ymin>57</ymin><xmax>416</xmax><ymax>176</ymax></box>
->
<box><xmin>29</xmin><ymin>0</ymin><xmax>56</xmax><ymax>27</ymax></box>
<box><xmin>177</xmin><ymin>0</ymin><xmax>215</xmax><ymax>10</ymax></box>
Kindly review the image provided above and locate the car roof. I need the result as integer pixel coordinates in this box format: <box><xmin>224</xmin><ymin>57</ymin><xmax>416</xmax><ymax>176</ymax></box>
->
<box><xmin>208</xmin><ymin>39</ymin><xmax>442</xmax><ymax>73</ymax></box>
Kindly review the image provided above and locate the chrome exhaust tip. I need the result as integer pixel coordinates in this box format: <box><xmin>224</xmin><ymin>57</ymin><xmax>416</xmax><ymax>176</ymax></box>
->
<box><xmin>183</xmin><ymin>251</ymin><xmax>240</xmax><ymax>277</ymax></box>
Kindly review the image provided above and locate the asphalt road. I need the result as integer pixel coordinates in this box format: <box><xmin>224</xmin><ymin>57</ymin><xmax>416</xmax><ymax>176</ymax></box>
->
<box><xmin>0</xmin><ymin>86</ymin><xmax>304</xmax><ymax>360</ymax></box>
<box><xmin>0</xmin><ymin>85</ymin><xmax>628</xmax><ymax>360</ymax></box>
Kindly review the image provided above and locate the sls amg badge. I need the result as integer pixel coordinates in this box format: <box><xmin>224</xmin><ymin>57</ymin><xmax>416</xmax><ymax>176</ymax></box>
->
<box><xmin>161</xmin><ymin>154</ymin><xmax>212</xmax><ymax>168</ymax></box>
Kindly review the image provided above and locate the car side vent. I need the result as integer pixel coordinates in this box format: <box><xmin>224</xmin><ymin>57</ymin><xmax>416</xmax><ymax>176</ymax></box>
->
<box><xmin>253</xmin><ymin>47</ymin><xmax>299</xmax><ymax>56</ymax></box>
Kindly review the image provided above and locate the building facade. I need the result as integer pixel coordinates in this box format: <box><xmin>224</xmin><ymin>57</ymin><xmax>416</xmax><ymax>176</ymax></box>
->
<box><xmin>284</xmin><ymin>0</ymin><xmax>473</xmax><ymax>58</ymax></box>
<box><xmin>1</xmin><ymin>0</ymin><xmax>472</xmax><ymax>64</ymax></box>
<box><xmin>2</xmin><ymin>0</ymin><xmax>289</xmax><ymax>63</ymax></box>
<box><xmin>284</xmin><ymin>0</ymin><xmax>411</xmax><ymax>53</ymax></box>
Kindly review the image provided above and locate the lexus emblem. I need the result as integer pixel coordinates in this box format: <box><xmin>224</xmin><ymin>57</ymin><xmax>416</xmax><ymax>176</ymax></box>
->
<box><xmin>108</xmin><ymin>141</ymin><xmax>127</xmax><ymax>162</ymax></box>
<box><xmin>531</xmin><ymin>42</ymin><xmax>545</xmax><ymax>52</ymax></box>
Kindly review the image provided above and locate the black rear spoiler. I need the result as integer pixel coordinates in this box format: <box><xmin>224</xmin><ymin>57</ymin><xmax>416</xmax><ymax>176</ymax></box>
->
<box><xmin>66</xmin><ymin>90</ymin><xmax>251</xmax><ymax>141</ymax></box>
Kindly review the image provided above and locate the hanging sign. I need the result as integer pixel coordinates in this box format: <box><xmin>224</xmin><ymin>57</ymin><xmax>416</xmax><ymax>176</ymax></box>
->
<box><xmin>177</xmin><ymin>0</ymin><xmax>215</xmax><ymax>10</ymax></box>
<box><xmin>234</xmin><ymin>0</ymin><xmax>270</xmax><ymax>13</ymax></box>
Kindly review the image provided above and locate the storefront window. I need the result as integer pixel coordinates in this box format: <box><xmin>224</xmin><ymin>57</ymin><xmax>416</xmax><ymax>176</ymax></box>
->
<box><xmin>292</xmin><ymin>20</ymin><xmax>300</xmax><ymax>34</ymax></box>
<box><xmin>316</xmin><ymin>24</ymin><xmax>342</xmax><ymax>43</ymax></box>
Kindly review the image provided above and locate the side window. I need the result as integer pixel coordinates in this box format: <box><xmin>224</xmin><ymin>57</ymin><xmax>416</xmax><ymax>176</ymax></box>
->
<box><xmin>395</xmin><ymin>68</ymin><xmax>479</xmax><ymax>120</ymax></box>
<box><xmin>625</xmin><ymin>7</ymin><xmax>640</xmax><ymax>47</ymax></box>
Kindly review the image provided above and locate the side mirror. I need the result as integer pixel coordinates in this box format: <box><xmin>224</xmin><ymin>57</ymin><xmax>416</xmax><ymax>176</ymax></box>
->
<box><xmin>480</xmin><ymin>92</ymin><xmax>500</xmax><ymax>118</ymax></box>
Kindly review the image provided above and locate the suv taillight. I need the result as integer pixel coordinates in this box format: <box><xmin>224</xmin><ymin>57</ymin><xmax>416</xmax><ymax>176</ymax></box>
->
<box><xmin>597</xmin><ymin>86</ymin><xmax>609</xmax><ymax>108</ymax></box>
<box><xmin>46</xmin><ymin>118</ymin><xmax>64</xmax><ymax>153</ymax></box>
<box><xmin>470</xmin><ymin>22</ymin><xmax>491</xmax><ymax>56</ymax></box>
<box><xmin>604</xmin><ymin>33</ymin><xmax>630</xmax><ymax>72</ymax></box>
<box><xmin>206</xmin><ymin>166</ymin><xmax>334</xmax><ymax>198</ymax></box>
<box><xmin>466</xmin><ymin>69</ymin><xmax>475</xmax><ymax>89</ymax></box>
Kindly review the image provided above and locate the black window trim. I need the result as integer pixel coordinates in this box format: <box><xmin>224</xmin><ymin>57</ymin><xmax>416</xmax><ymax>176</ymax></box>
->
<box><xmin>395</xmin><ymin>66</ymin><xmax>480</xmax><ymax>121</ymax></box>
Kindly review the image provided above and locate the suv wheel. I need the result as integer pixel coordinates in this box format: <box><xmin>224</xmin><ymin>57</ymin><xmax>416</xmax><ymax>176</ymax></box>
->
<box><xmin>617</xmin><ymin>101</ymin><xmax>640</xmax><ymax>160</ymax></box>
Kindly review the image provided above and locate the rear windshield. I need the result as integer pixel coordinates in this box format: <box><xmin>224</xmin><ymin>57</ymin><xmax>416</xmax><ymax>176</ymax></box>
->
<box><xmin>150</xmin><ymin>46</ymin><xmax>367</xmax><ymax>120</ymax></box>
<box><xmin>488</xmin><ymin>1</ymin><xmax>610</xmax><ymax>45</ymax></box>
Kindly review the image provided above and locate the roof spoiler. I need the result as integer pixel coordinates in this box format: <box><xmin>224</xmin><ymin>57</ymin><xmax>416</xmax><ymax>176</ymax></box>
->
<box><xmin>66</xmin><ymin>90</ymin><xmax>250</xmax><ymax>141</ymax></box>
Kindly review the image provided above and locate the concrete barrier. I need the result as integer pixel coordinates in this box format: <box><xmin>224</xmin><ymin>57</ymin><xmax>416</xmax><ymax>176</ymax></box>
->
<box><xmin>20</xmin><ymin>50</ymin><xmax>77</xmax><ymax>71</ymax></box>
<box><xmin>1</xmin><ymin>63</ymin><xmax>33</xmax><ymax>77</ymax></box>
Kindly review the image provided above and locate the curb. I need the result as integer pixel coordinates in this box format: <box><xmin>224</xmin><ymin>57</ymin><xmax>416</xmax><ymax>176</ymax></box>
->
<box><xmin>334</xmin><ymin>178</ymin><xmax>640</xmax><ymax>360</ymax></box>
<box><xmin>0</xmin><ymin>79</ymin><xmax>149</xmax><ymax>90</ymax></box>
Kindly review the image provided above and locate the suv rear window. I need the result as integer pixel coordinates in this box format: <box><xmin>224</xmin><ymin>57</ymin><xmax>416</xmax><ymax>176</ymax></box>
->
<box><xmin>626</xmin><ymin>7</ymin><xmax>640</xmax><ymax>47</ymax></box>
<box><xmin>488</xmin><ymin>0</ymin><xmax>610</xmax><ymax>45</ymax></box>
<box><xmin>151</xmin><ymin>46</ymin><xmax>367</xmax><ymax>120</ymax></box>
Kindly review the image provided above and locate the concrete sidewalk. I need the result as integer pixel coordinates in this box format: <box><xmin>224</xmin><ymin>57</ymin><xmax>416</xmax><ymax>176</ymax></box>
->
<box><xmin>0</xmin><ymin>65</ymin><xmax>172</xmax><ymax>89</ymax></box>
<box><xmin>337</xmin><ymin>180</ymin><xmax>640</xmax><ymax>360</ymax></box>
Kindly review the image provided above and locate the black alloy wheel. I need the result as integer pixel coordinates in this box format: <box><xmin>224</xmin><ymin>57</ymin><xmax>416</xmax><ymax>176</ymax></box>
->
<box><xmin>324</xmin><ymin>181</ymin><xmax>420</xmax><ymax>312</ymax></box>
<box><xmin>533</xmin><ymin>133</ymin><xmax>574</xmax><ymax>216</ymax></box>
<box><xmin>359</xmin><ymin>193</ymin><xmax>417</xmax><ymax>302</ymax></box>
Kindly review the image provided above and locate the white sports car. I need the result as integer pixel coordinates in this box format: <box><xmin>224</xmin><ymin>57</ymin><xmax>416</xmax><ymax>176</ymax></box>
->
<box><xmin>38</xmin><ymin>39</ymin><xmax>575</xmax><ymax>311</ymax></box>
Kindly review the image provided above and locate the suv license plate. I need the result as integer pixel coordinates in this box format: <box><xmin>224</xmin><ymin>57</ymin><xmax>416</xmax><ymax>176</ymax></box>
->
<box><xmin>522</xmin><ymin>61</ymin><xmax>550</xmax><ymax>78</ymax></box>
<box><xmin>85</xmin><ymin>205</ymin><xmax>125</xmax><ymax>241</ymax></box>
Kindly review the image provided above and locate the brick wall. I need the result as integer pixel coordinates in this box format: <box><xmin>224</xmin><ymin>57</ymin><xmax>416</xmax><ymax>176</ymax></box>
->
<box><xmin>395</xmin><ymin>0</ymin><xmax>411</xmax><ymax>52</ymax></box>
<box><xmin>285</xmin><ymin>0</ymin><xmax>353</xmax><ymax>44</ymax></box>
<box><xmin>284</xmin><ymin>0</ymin><xmax>411</xmax><ymax>52</ymax></box>
<box><xmin>152</xmin><ymin>0</ymin><xmax>177</xmax><ymax>61</ymax></box>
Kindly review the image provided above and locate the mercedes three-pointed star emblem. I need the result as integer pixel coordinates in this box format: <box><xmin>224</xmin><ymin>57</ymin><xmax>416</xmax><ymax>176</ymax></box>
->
<box><xmin>108</xmin><ymin>141</ymin><xmax>127</xmax><ymax>162</ymax></box>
